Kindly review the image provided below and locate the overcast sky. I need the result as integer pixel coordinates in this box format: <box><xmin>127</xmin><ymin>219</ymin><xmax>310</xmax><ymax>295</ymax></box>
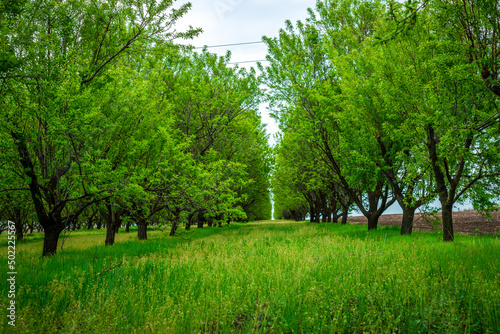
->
<box><xmin>175</xmin><ymin>0</ymin><xmax>317</xmax><ymax>146</ymax></box>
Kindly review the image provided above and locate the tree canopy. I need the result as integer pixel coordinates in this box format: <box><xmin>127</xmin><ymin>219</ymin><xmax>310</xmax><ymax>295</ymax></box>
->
<box><xmin>0</xmin><ymin>0</ymin><xmax>272</xmax><ymax>256</ymax></box>
<box><xmin>265</xmin><ymin>0</ymin><xmax>500</xmax><ymax>241</ymax></box>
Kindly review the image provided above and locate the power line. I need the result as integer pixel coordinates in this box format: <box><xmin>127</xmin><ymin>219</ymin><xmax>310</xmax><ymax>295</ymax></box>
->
<box><xmin>195</xmin><ymin>41</ymin><xmax>264</xmax><ymax>49</ymax></box>
<box><xmin>228</xmin><ymin>59</ymin><xmax>269</xmax><ymax>65</ymax></box>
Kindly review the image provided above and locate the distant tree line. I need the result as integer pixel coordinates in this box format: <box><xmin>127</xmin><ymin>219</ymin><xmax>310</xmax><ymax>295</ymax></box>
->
<box><xmin>0</xmin><ymin>0</ymin><xmax>272</xmax><ymax>256</ymax></box>
<box><xmin>266</xmin><ymin>0</ymin><xmax>500</xmax><ymax>241</ymax></box>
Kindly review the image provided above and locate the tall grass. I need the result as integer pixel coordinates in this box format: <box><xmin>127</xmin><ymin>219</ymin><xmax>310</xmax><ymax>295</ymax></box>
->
<box><xmin>1</xmin><ymin>222</ymin><xmax>499</xmax><ymax>333</ymax></box>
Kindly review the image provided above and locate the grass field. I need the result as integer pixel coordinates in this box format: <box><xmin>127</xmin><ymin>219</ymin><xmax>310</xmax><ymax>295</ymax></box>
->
<box><xmin>1</xmin><ymin>221</ymin><xmax>499</xmax><ymax>333</ymax></box>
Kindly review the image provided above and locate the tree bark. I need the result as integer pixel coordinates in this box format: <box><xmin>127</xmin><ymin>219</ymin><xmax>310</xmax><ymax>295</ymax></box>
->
<box><xmin>125</xmin><ymin>222</ymin><xmax>130</xmax><ymax>233</ymax></box>
<box><xmin>341</xmin><ymin>205</ymin><xmax>349</xmax><ymax>225</ymax></box>
<box><xmin>197</xmin><ymin>210</ymin><xmax>205</xmax><ymax>228</ymax></box>
<box><xmin>169</xmin><ymin>220</ymin><xmax>177</xmax><ymax>236</ymax></box>
<box><xmin>341</xmin><ymin>213</ymin><xmax>348</xmax><ymax>225</ymax></box>
<box><xmin>186</xmin><ymin>212</ymin><xmax>195</xmax><ymax>231</ymax></box>
<box><xmin>105</xmin><ymin>222</ymin><xmax>117</xmax><ymax>246</ymax></box>
<box><xmin>42</xmin><ymin>225</ymin><xmax>64</xmax><ymax>256</ymax></box>
<box><xmin>15</xmin><ymin>219</ymin><xmax>24</xmax><ymax>242</ymax></box>
<box><xmin>442</xmin><ymin>203</ymin><xmax>454</xmax><ymax>242</ymax></box>
<box><xmin>331</xmin><ymin>210</ymin><xmax>339</xmax><ymax>224</ymax></box>
<box><xmin>367</xmin><ymin>214</ymin><xmax>379</xmax><ymax>230</ymax></box>
<box><xmin>400</xmin><ymin>206</ymin><xmax>416</xmax><ymax>235</ymax></box>
<box><xmin>137</xmin><ymin>218</ymin><xmax>147</xmax><ymax>240</ymax></box>
<box><xmin>104</xmin><ymin>204</ymin><xmax>120</xmax><ymax>246</ymax></box>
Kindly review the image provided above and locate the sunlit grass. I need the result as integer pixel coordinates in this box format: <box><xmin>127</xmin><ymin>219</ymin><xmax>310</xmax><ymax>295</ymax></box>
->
<box><xmin>1</xmin><ymin>222</ymin><xmax>499</xmax><ymax>333</ymax></box>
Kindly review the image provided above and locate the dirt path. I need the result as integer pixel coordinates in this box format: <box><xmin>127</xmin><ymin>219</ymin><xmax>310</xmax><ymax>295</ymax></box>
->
<box><xmin>346</xmin><ymin>209</ymin><xmax>500</xmax><ymax>234</ymax></box>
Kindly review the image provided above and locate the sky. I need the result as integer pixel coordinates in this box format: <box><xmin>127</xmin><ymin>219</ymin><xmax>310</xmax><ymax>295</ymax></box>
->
<box><xmin>175</xmin><ymin>0</ymin><xmax>317</xmax><ymax>146</ymax></box>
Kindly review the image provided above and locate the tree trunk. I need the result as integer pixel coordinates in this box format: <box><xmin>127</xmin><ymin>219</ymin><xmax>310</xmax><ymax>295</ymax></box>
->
<box><xmin>169</xmin><ymin>220</ymin><xmax>177</xmax><ymax>236</ymax></box>
<box><xmin>187</xmin><ymin>211</ymin><xmax>196</xmax><ymax>230</ymax></box>
<box><xmin>125</xmin><ymin>222</ymin><xmax>130</xmax><ymax>233</ymax></box>
<box><xmin>105</xmin><ymin>222</ymin><xmax>117</xmax><ymax>246</ymax></box>
<box><xmin>400</xmin><ymin>206</ymin><xmax>415</xmax><ymax>235</ymax></box>
<box><xmin>197</xmin><ymin>210</ymin><xmax>205</xmax><ymax>228</ymax></box>
<box><xmin>367</xmin><ymin>215</ymin><xmax>378</xmax><ymax>230</ymax></box>
<box><xmin>42</xmin><ymin>225</ymin><xmax>63</xmax><ymax>257</ymax></box>
<box><xmin>331</xmin><ymin>210</ymin><xmax>339</xmax><ymax>224</ymax></box>
<box><xmin>14</xmin><ymin>219</ymin><xmax>24</xmax><ymax>242</ymax></box>
<box><xmin>442</xmin><ymin>203</ymin><xmax>454</xmax><ymax>242</ymax></box>
<box><xmin>341</xmin><ymin>205</ymin><xmax>349</xmax><ymax>225</ymax></box>
<box><xmin>321</xmin><ymin>193</ymin><xmax>328</xmax><ymax>223</ymax></box>
<box><xmin>137</xmin><ymin>219</ymin><xmax>147</xmax><ymax>240</ymax></box>
<box><xmin>104</xmin><ymin>205</ymin><xmax>121</xmax><ymax>246</ymax></box>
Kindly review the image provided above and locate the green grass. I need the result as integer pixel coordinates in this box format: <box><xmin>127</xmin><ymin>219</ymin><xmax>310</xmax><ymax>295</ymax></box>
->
<box><xmin>1</xmin><ymin>222</ymin><xmax>499</xmax><ymax>333</ymax></box>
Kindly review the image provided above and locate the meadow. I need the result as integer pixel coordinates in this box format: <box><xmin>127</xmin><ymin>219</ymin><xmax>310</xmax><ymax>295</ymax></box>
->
<box><xmin>1</xmin><ymin>221</ymin><xmax>499</xmax><ymax>333</ymax></box>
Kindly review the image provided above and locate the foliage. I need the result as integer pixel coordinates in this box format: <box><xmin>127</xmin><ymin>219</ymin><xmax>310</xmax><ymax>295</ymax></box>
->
<box><xmin>0</xmin><ymin>0</ymin><xmax>272</xmax><ymax>255</ymax></box>
<box><xmin>265</xmin><ymin>0</ymin><xmax>500</xmax><ymax>239</ymax></box>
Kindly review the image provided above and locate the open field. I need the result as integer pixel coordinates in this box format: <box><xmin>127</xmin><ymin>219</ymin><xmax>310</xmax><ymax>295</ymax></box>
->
<box><xmin>347</xmin><ymin>209</ymin><xmax>500</xmax><ymax>234</ymax></box>
<box><xmin>1</xmin><ymin>221</ymin><xmax>500</xmax><ymax>333</ymax></box>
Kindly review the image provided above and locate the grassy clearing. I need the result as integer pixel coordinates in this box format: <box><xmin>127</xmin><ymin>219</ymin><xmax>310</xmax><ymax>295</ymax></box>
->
<box><xmin>1</xmin><ymin>222</ymin><xmax>499</xmax><ymax>333</ymax></box>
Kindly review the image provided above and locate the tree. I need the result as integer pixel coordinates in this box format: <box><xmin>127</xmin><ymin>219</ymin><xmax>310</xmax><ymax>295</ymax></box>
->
<box><xmin>0</xmin><ymin>0</ymin><xmax>199</xmax><ymax>256</ymax></box>
<box><xmin>263</xmin><ymin>0</ymin><xmax>396</xmax><ymax>230</ymax></box>
<box><xmin>374</xmin><ymin>4</ymin><xmax>500</xmax><ymax>241</ymax></box>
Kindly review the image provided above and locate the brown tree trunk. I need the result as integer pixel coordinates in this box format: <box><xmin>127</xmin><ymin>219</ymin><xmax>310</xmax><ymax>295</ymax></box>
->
<box><xmin>400</xmin><ymin>206</ymin><xmax>415</xmax><ymax>235</ymax></box>
<box><xmin>367</xmin><ymin>214</ymin><xmax>379</xmax><ymax>230</ymax></box>
<box><xmin>169</xmin><ymin>221</ymin><xmax>177</xmax><ymax>236</ymax></box>
<box><xmin>15</xmin><ymin>220</ymin><xmax>24</xmax><ymax>242</ymax></box>
<box><xmin>125</xmin><ymin>222</ymin><xmax>130</xmax><ymax>233</ymax></box>
<box><xmin>43</xmin><ymin>225</ymin><xmax>63</xmax><ymax>256</ymax></box>
<box><xmin>104</xmin><ymin>205</ymin><xmax>119</xmax><ymax>246</ymax></box>
<box><xmin>197</xmin><ymin>210</ymin><xmax>205</xmax><ymax>228</ymax></box>
<box><xmin>341</xmin><ymin>213</ymin><xmax>348</xmax><ymax>225</ymax></box>
<box><xmin>331</xmin><ymin>210</ymin><xmax>339</xmax><ymax>224</ymax></box>
<box><xmin>105</xmin><ymin>222</ymin><xmax>117</xmax><ymax>246</ymax></box>
<box><xmin>341</xmin><ymin>205</ymin><xmax>349</xmax><ymax>225</ymax></box>
<box><xmin>137</xmin><ymin>218</ymin><xmax>147</xmax><ymax>240</ymax></box>
<box><xmin>442</xmin><ymin>203</ymin><xmax>454</xmax><ymax>242</ymax></box>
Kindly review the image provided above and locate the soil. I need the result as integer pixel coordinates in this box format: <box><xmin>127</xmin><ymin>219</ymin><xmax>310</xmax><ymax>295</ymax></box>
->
<box><xmin>345</xmin><ymin>209</ymin><xmax>500</xmax><ymax>235</ymax></box>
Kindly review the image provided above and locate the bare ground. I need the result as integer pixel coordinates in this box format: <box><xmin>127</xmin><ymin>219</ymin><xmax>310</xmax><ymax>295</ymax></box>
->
<box><xmin>345</xmin><ymin>209</ymin><xmax>500</xmax><ymax>235</ymax></box>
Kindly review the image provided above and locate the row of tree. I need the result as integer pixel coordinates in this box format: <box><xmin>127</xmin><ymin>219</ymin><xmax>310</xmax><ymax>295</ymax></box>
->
<box><xmin>266</xmin><ymin>0</ymin><xmax>500</xmax><ymax>241</ymax></box>
<box><xmin>0</xmin><ymin>0</ymin><xmax>272</xmax><ymax>256</ymax></box>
